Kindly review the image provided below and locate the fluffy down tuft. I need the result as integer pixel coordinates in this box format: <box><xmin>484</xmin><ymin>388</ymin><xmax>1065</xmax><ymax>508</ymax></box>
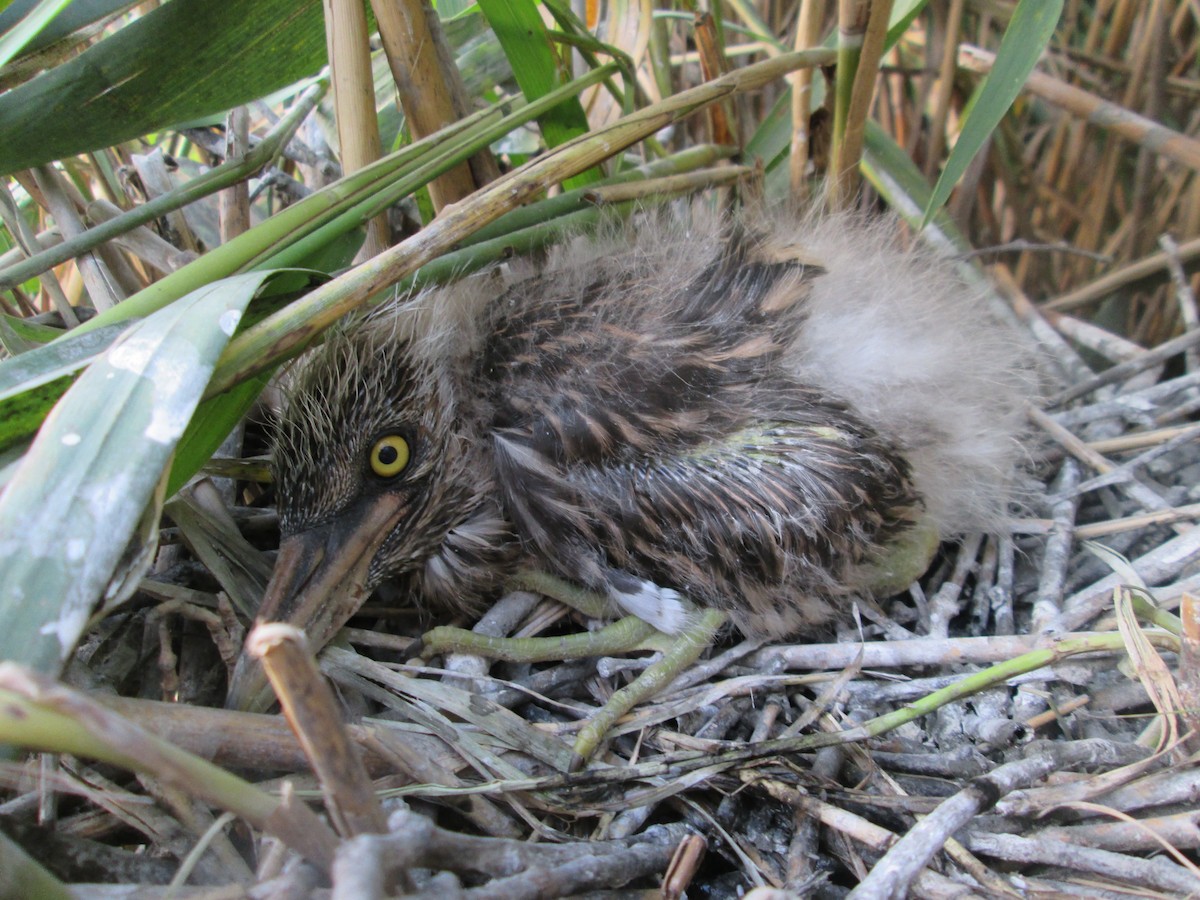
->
<box><xmin>775</xmin><ymin>213</ymin><xmax>1034</xmax><ymax>534</ymax></box>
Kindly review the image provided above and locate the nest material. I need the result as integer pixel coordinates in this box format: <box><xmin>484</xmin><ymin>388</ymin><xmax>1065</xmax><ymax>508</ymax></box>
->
<box><xmin>4</xmin><ymin>252</ymin><xmax>1200</xmax><ymax>899</ymax></box>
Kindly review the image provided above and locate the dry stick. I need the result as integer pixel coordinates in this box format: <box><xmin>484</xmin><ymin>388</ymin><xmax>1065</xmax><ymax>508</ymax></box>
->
<box><xmin>991</xmin><ymin>532</ymin><xmax>1017</xmax><ymax>635</ymax></box>
<box><xmin>1043</xmin><ymin>234</ymin><xmax>1200</xmax><ymax>312</ymax></box>
<box><xmin>926</xmin><ymin>532</ymin><xmax>983</xmax><ymax>638</ymax></box>
<box><xmin>32</xmin><ymin>166</ymin><xmax>122</xmax><ymax>311</ymax></box>
<box><xmin>0</xmin><ymin>664</ymin><xmax>339</xmax><ymax>872</ymax></box>
<box><xmin>248</xmin><ymin>624</ymin><xmax>388</xmax><ymax>838</ymax></box>
<box><xmin>922</xmin><ymin>0</ymin><xmax>965</xmax><ymax>180</ymax></box>
<box><xmin>219</xmin><ymin>107</ymin><xmax>252</xmax><ymax>244</ymax></box>
<box><xmin>756</xmin><ymin>777</ymin><xmax>995</xmax><ymax>900</ymax></box>
<box><xmin>1079</xmin><ymin>764</ymin><xmax>1200</xmax><ymax>817</ymax></box>
<box><xmin>137</xmin><ymin>775</ymin><xmax>253</xmax><ymax>884</ymax></box>
<box><xmin>994</xmin><ymin>265</ymin><xmax>1094</xmax><ymax>386</ymax></box>
<box><xmin>840</xmin><ymin>666</ymin><xmax>1084</xmax><ymax>710</ymax></box>
<box><xmin>1057</xmin><ymin>526</ymin><xmax>1200</xmax><ymax>631</ymax></box>
<box><xmin>128</xmin><ymin>151</ymin><xmax>203</xmax><ymax>253</ymax></box>
<box><xmin>789</xmin><ymin>0</ymin><xmax>824</xmax><ymax>197</ymax></box>
<box><xmin>958</xmin><ymin>45</ymin><xmax>1200</xmax><ymax>172</ymax></box>
<box><xmin>1050</xmin><ymin>371</ymin><xmax>1200</xmax><ymax>431</ymax></box>
<box><xmin>1029</xmin><ymin>405</ymin><xmax>1186</xmax><ymax>530</ymax></box>
<box><xmin>961</xmin><ymin>832</ymin><xmax>1200</xmax><ymax>895</ymax></box>
<box><xmin>785</xmin><ymin>745</ymin><xmax>842</xmax><ymax>888</ymax></box>
<box><xmin>98</xmin><ymin>695</ymin><xmax>392</xmax><ymax>775</ymax></box>
<box><xmin>694</xmin><ymin>13</ymin><xmax>734</xmax><ymax>146</ymax></box>
<box><xmin>86</xmin><ymin>199</ymin><xmax>196</xmax><ymax>274</ymax></box>
<box><xmin>323</xmin><ymin>0</ymin><xmax>389</xmax><ymax>260</ymax></box>
<box><xmin>1032</xmin><ymin>461</ymin><xmax>1081</xmax><ymax>634</ymax></box>
<box><xmin>1044</xmin><ymin>309</ymin><xmax>1146</xmax><ymax>364</ymax></box>
<box><xmin>848</xmin><ymin>742</ymin><xmax>1151</xmax><ymax>900</ymax></box>
<box><xmin>330</xmin><ymin>808</ymin><xmax>689</xmax><ymax>900</ymax></box>
<box><xmin>1075</xmin><ymin>501</ymin><xmax>1200</xmax><ymax>540</ymax></box>
<box><xmin>371</xmin><ymin>0</ymin><xmax>483</xmax><ymax>210</ymax></box>
<box><xmin>1036</xmin><ymin>810</ymin><xmax>1200</xmax><ymax>853</ymax></box>
<box><xmin>1073</xmin><ymin>422</ymin><xmax>1200</xmax><ymax>496</ymax></box>
<box><xmin>1089</xmin><ymin>423</ymin><xmax>1200</xmax><ymax>453</ymax></box>
<box><xmin>749</xmin><ymin>631</ymin><xmax>1131</xmax><ymax>672</ymax></box>
<box><xmin>1049</xmin><ymin>325</ymin><xmax>1200</xmax><ymax>406</ymax></box>
<box><xmin>0</xmin><ymin>182</ymin><xmax>78</xmax><ymax>325</ymax></box>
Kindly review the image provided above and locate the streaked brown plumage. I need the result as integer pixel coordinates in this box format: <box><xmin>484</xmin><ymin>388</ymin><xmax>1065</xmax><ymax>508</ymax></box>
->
<box><xmin>227</xmin><ymin>213</ymin><xmax>1030</xmax><ymax>709</ymax></box>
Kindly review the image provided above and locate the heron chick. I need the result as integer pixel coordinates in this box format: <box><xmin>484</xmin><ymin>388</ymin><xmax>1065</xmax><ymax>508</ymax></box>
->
<box><xmin>226</xmin><ymin>213</ymin><xmax>1031</xmax><ymax>712</ymax></box>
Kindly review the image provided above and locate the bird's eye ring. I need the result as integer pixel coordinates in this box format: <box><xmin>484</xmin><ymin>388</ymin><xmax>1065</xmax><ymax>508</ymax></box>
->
<box><xmin>369</xmin><ymin>434</ymin><xmax>411</xmax><ymax>478</ymax></box>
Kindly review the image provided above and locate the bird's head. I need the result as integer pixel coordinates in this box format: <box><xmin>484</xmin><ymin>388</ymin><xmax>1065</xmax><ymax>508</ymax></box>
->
<box><xmin>226</xmin><ymin>316</ymin><xmax>480</xmax><ymax>711</ymax></box>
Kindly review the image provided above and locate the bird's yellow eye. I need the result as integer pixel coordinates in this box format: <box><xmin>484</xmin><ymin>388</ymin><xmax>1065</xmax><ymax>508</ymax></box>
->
<box><xmin>369</xmin><ymin>434</ymin><xmax>410</xmax><ymax>478</ymax></box>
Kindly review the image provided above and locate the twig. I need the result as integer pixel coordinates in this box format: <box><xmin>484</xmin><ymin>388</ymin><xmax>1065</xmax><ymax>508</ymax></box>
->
<box><xmin>958</xmin><ymin>44</ymin><xmax>1200</xmax><ymax>171</ymax></box>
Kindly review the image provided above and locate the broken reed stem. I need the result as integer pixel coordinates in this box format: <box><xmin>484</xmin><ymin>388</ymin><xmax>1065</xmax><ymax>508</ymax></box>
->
<box><xmin>958</xmin><ymin>44</ymin><xmax>1200</xmax><ymax>172</ymax></box>
<box><xmin>248</xmin><ymin>623</ymin><xmax>388</xmax><ymax>838</ymax></box>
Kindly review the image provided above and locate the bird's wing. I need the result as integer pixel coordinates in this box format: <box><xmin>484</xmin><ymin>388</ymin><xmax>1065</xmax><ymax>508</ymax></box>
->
<box><xmin>570</xmin><ymin>416</ymin><xmax>918</xmax><ymax>598</ymax></box>
<box><xmin>489</xmin><ymin>390</ymin><xmax>918</xmax><ymax>634</ymax></box>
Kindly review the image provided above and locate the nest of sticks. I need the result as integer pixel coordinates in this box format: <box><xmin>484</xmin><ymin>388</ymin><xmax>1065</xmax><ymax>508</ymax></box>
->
<box><xmin>4</xmin><ymin>4</ymin><xmax>1200</xmax><ymax>894</ymax></box>
<box><xmin>5</xmin><ymin>249</ymin><xmax>1200</xmax><ymax>898</ymax></box>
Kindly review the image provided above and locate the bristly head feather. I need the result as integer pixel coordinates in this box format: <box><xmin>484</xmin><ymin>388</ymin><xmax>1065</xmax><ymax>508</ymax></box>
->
<box><xmin>271</xmin><ymin>292</ymin><xmax>506</xmax><ymax>595</ymax></box>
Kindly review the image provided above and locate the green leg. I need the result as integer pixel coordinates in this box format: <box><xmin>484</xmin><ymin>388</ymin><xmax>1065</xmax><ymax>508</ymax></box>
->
<box><xmin>420</xmin><ymin>570</ymin><xmax>726</xmax><ymax>768</ymax></box>
<box><xmin>422</xmin><ymin>615</ymin><xmax>658</xmax><ymax>662</ymax></box>
<box><xmin>569</xmin><ymin>607</ymin><xmax>727</xmax><ymax>769</ymax></box>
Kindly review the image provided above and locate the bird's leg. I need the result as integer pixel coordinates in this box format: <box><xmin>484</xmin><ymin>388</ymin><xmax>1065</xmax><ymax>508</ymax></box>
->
<box><xmin>422</xmin><ymin>614</ymin><xmax>660</xmax><ymax>662</ymax></box>
<box><xmin>422</xmin><ymin>569</ymin><xmax>665</xmax><ymax>660</ymax></box>
<box><xmin>420</xmin><ymin>568</ymin><xmax>727</xmax><ymax>767</ymax></box>
<box><xmin>570</xmin><ymin>607</ymin><xmax>726</xmax><ymax>769</ymax></box>
<box><xmin>856</xmin><ymin>518</ymin><xmax>941</xmax><ymax>599</ymax></box>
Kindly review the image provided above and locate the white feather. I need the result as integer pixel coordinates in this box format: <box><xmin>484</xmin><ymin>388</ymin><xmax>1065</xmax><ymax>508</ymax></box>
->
<box><xmin>776</xmin><ymin>213</ymin><xmax>1034</xmax><ymax>534</ymax></box>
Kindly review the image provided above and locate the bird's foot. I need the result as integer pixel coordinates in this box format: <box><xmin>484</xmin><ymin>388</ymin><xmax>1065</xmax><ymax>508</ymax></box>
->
<box><xmin>421</xmin><ymin>615</ymin><xmax>659</xmax><ymax>662</ymax></box>
<box><xmin>420</xmin><ymin>569</ymin><xmax>726</xmax><ymax>767</ymax></box>
<box><xmin>569</xmin><ymin>607</ymin><xmax>727</xmax><ymax>769</ymax></box>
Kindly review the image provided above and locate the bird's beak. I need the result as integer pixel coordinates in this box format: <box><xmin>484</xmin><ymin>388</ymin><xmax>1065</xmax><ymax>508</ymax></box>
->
<box><xmin>225</xmin><ymin>495</ymin><xmax>408</xmax><ymax>712</ymax></box>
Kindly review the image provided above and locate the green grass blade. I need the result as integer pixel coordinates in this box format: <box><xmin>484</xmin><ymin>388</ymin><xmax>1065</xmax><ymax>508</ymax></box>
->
<box><xmin>476</xmin><ymin>0</ymin><xmax>601</xmax><ymax>188</ymax></box>
<box><xmin>862</xmin><ymin>119</ymin><xmax>968</xmax><ymax>252</ymax></box>
<box><xmin>0</xmin><ymin>0</ymin><xmax>331</xmax><ymax>174</ymax></box>
<box><xmin>0</xmin><ymin>271</ymin><xmax>277</xmax><ymax>674</ymax></box>
<box><xmin>0</xmin><ymin>312</ymin><xmax>64</xmax><ymax>353</ymax></box>
<box><xmin>921</xmin><ymin>0</ymin><xmax>1063</xmax><ymax>227</ymax></box>
<box><xmin>883</xmin><ymin>0</ymin><xmax>929</xmax><ymax>51</ymax></box>
<box><xmin>0</xmin><ymin>322</ymin><xmax>130</xmax><ymax>453</ymax></box>
<box><xmin>0</xmin><ymin>0</ymin><xmax>74</xmax><ymax>68</ymax></box>
<box><xmin>0</xmin><ymin>0</ymin><xmax>135</xmax><ymax>54</ymax></box>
